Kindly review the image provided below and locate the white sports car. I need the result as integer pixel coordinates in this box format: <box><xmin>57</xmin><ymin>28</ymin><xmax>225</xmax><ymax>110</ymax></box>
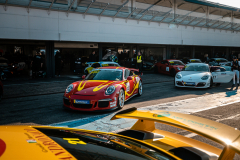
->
<box><xmin>175</xmin><ymin>63</ymin><xmax>234</xmax><ymax>88</ymax></box>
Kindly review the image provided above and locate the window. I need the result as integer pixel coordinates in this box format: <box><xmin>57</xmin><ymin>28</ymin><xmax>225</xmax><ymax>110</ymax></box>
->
<box><xmin>161</xmin><ymin>61</ymin><xmax>168</xmax><ymax>64</ymax></box>
<box><xmin>124</xmin><ymin>69</ymin><xmax>130</xmax><ymax>79</ymax></box>
<box><xmin>92</xmin><ymin>63</ymin><xmax>100</xmax><ymax>68</ymax></box>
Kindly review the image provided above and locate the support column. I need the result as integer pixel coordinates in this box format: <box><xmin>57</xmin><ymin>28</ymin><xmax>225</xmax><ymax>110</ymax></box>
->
<box><xmin>173</xmin><ymin>0</ymin><xmax>177</xmax><ymax>19</ymax></box>
<box><xmin>98</xmin><ymin>43</ymin><xmax>102</xmax><ymax>61</ymax></box>
<box><xmin>130</xmin><ymin>45</ymin><xmax>133</xmax><ymax>58</ymax></box>
<box><xmin>206</xmin><ymin>6</ymin><xmax>209</xmax><ymax>25</ymax></box>
<box><xmin>166</xmin><ymin>46</ymin><xmax>171</xmax><ymax>59</ymax></box>
<box><xmin>192</xmin><ymin>46</ymin><xmax>195</xmax><ymax>58</ymax></box>
<box><xmin>46</xmin><ymin>41</ymin><xmax>55</xmax><ymax>78</ymax></box>
<box><xmin>226</xmin><ymin>48</ymin><xmax>229</xmax><ymax>60</ymax></box>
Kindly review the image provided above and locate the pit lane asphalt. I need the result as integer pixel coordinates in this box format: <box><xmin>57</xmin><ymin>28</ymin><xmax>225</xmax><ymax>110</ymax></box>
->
<box><xmin>0</xmin><ymin>73</ymin><xmax>236</xmax><ymax>125</ymax></box>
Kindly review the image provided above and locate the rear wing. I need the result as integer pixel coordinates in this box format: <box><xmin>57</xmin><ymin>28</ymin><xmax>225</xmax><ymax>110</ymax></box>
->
<box><xmin>111</xmin><ymin>107</ymin><xmax>240</xmax><ymax>159</ymax></box>
<box><xmin>129</xmin><ymin>68</ymin><xmax>139</xmax><ymax>73</ymax></box>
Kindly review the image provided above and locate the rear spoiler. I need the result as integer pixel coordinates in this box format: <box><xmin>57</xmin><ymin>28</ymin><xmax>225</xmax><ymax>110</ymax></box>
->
<box><xmin>111</xmin><ymin>107</ymin><xmax>240</xmax><ymax>160</ymax></box>
<box><xmin>129</xmin><ymin>68</ymin><xmax>139</xmax><ymax>73</ymax></box>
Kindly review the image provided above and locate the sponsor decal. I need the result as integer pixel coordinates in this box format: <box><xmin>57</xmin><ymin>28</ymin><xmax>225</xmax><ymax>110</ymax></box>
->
<box><xmin>152</xmin><ymin>113</ymin><xmax>218</xmax><ymax>131</ymax></box>
<box><xmin>166</xmin><ymin>67</ymin><xmax>169</xmax><ymax>72</ymax></box>
<box><xmin>26</xmin><ymin>139</ymin><xmax>37</xmax><ymax>143</ymax></box>
<box><xmin>153</xmin><ymin>112</ymin><xmax>171</xmax><ymax>118</ymax></box>
<box><xmin>74</xmin><ymin>100</ymin><xmax>90</xmax><ymax>104</ymax></box>
<box><xmin>63</xmin><ymin>138</ymin><xmax>86</xmax><ymax>145</ymax></box>
<box><xmin>110</xmin><ymin>101</ymin><xmax>117</xmax><ymax>108</ymax></box>
<box><xmin>169</xmin><ymin>61</ymin><xmax>174</xmax><ymax>64</ymax></box>
<box><xmin>91</xmin><ymin>70</ymin><xmax>100</xmax><ymax>74</ymax></box>
<box><xmin>191</xmin><ymin>60</ymin><xmax>195</xmax><ymax>62</ymax></box>
<box><xmin>24</xmin><ymin>128</ymin><xmax>75</xmax><ymax>159</ymax></box>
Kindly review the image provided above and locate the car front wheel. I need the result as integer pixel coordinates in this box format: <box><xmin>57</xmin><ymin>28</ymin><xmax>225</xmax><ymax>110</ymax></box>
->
<box><xmin>117</xmin><ymin>89</ymin><xmax>125</xmax><ymax>109</ymax></box>
<box><xmin>138</xmin><ymin>81</ymin><xmax>142</xmax><ymax>96</ymax></box>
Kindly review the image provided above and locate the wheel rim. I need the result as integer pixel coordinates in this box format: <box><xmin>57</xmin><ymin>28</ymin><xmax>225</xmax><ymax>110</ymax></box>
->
<box><xmin>119</xmin><ymin>90</ymin><xmax>125</xmax><ymax>107</ymax></box>
<box><xmin>139</xmin><ymin>81</ymin><xmax>142</xmax><ymax>95</ymax></box>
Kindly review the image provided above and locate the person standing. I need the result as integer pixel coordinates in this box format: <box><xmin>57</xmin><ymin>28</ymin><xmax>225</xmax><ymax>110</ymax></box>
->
<box><xmin>229</xmin><ymin>52</ymin><xmax>234</xmax><ymax>61</ymax></box>
<box><xmin>136</xmin><ymin>51</ymin><xmax>143</xmax><ymax>76</ymax></box>
<box><xmin>110</xmin><ymin>52</ymin><xmax>118</xmax><ymax>63</ymax></box>
<box><xmin>89</xmin><ymin>51</ymin><xmax>96</xmax><ymax>62</ymax></box>
<box><xmin>231</xmin><ymin>56</ymin><xmax>240</xmax><ymax>90</ymax></box>
<box><xmin>204</xmin><ymin>54</ymin><xmax>209</xmax><ymax>63</ymax></box>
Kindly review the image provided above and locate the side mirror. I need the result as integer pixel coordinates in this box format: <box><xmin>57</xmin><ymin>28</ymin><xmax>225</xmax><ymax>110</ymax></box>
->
<box><xmin>215</xmin><ymin>69</ymin><xmax>221</xmax><ymax>72</ymax></box>
<box><xmin>165</xmin><ymin>63</ymin><xmax>168</xmax><ymax>66</ymax></box>
<box><xmin>127</xmin><ymin>76</ymin><xmax>133</xmax><ymax>80</ymax></box>
<box><xmin>82</xmin><ymin>75</ymin><xmax>86</xmax><ymax>79</ymax></box>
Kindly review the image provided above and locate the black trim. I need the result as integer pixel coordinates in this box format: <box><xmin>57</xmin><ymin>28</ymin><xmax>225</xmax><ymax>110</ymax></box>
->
<box><xmin>117</xmin><ymin>130</ymin><xmax>164</xmax><ymax>140</ymax></box>
<box><xmin>115</xmin><ymin>107</ymin><xmax>137</xmax><ymax>115</ymax></box>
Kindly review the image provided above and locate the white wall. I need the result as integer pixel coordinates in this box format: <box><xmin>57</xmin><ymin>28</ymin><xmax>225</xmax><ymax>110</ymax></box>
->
<box><xmin>0</xmin><ymin>5</ymin><xmax>240</xmax><ymax>47</ymax></box>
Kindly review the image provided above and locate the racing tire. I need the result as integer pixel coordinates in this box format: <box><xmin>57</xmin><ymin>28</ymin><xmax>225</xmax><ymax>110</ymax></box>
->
<box><xmin>170</xmin><ymin>69</ymin><xmax>176</xmax><ymax>77</ymax></box>
<box><xmin>117</xmin><ymin>89</ymin><xmax>125</xmax><ymax>109</ymax></box>
<box><xmin>137</xmin><ymin>81</ymin><xmax>142</xmax><ymax>96</ymax></box>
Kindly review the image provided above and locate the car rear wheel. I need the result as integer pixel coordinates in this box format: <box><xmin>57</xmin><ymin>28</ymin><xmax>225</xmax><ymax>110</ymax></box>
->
<box><xmin>170</xmin><ymin>69</ymin><xmax>176</xmax><ymax>77</ymax></box>
<box><xmin>138</xmin><ymin>81</ymin><xmax>142</xmax><ymax>96</ymax></box>
<box><xmin>117</xmin><ymin>89</ymin><xmax>125</xmax><ymax>109</ymax></box>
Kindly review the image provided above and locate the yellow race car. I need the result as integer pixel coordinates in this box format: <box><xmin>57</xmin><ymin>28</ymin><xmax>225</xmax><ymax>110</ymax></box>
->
<box><xmin>1</xmin><ymin>107</ymin><xmax>240</xmax><ymax>160</ymax></box>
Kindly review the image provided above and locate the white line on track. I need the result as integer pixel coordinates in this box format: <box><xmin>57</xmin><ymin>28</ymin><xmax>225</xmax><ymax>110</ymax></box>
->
<box><xmin>216</xmin><ymin>114</ymin><xmax>240</xmax><ymax>122</ymax></box>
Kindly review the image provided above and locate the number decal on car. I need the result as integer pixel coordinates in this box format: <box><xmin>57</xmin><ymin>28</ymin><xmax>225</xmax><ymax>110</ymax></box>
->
<box><xmin>166</xmin><ymin>67</ymin><xmax>169</xmax><ymax>72</ymax></box>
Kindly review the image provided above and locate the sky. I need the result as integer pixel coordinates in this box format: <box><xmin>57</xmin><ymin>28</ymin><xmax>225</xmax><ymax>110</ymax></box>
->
<box><xmin>206</xmin><ymin>0</ymin><xmax>240</xmax><ymax>8</ymax></box>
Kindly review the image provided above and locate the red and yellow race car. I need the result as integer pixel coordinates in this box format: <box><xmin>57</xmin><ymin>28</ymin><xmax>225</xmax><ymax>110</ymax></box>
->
<box><xmin>63</xmin><ymin>67</ymin><xmax>142</xmax><ymax>111</ymax></box>
<box><xmin>155</xmin><ymin>59</ymin><xmax>185</xmax><ymax>76</ymax></box>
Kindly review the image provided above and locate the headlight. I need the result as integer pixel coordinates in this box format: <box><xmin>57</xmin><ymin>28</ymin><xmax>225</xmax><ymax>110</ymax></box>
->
<box><xmin>201</xmin><ymin>75</ymin><xmax>209</xmax><ymax>80</ymax></box>
<box><xmin>66</xmin><ymin>84</ymin><xmax>74</xmax><ymax>93</ymax></box>
<box><xmin>105</xmin><ymin>85</ymin><xmax>115</xmax><ymax>95</ymax></box>
<box><xmin>176</xmin><ymin>74</ymin><xmax>182</xmax><ymax>79</ymax></box>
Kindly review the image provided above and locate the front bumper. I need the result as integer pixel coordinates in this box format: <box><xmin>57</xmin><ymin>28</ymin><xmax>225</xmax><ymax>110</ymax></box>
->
<box><xmin>175</xmin><ymin>80</ymin><xmax>210</xmax><ymax>88</ymax></box>
<box><xmin>63</xmin><ymin>95</ymin><xmax>118</xmax><ymax>111</ymax></box>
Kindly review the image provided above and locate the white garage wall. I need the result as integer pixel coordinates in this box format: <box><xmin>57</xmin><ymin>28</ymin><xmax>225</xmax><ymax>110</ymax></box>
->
<box><xmin>0</xmin><ymin>5</ymin><xmax>240</xmax><ymax>47</ymax></box>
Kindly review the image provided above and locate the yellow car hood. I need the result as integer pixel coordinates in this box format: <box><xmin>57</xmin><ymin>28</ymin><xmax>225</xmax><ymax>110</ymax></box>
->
<box><xmin>0</xmin><ymin>126</ymin><xmax>76</xmax><ymax>160</ymax></box>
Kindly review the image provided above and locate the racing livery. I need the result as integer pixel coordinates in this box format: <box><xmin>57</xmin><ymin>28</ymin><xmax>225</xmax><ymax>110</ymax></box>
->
<box><xmin>175</xmin><ymin>63</ymin><xmax>234</xmax><ymax>88</ymax></box>
<box><xmin>155</xmin><ymin>59</ymin><xmax>185</xmax><ymax>76</ymax></box>
<box><xmin>1</xmin><ymin>108</ymin><xmax>240</xmax><ymax>160</ymax></box>
<box><xmin>84</xmin><ymin>61</ymin><xmax>120</xmax><ymax>75</ymax></box>
<box><xmin>63</xmin><ymin>67</ymin><xmax>142</xmax><ymax>111</ymax></box>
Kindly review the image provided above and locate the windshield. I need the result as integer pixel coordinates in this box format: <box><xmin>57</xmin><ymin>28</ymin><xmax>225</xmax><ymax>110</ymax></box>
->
<box><xmin>190</xmin><ymin>59</ymin><xmax>202</xmax><ymax>63</ymax></box>
<box><xmin>86</xmin><ymin>69</ymin><xmax>123</xmax><ymax>81</ymax></box>
<box><xmin>215</xmin><ymin>59</ymin><xmax>228</xmax><ymax>62</ymax></box>
<box><xmin>35</xmin><ymin>128</ymin><xmax>175</xmax><ymax>160</ymax></box>
<box><xmin>101</xmin><ymin>63</ymin><xmax>120</xmax><ymax>67</ymax></box>
<box><xmin>169</xmin><ymin>61</ymin><xmax>184</xmax><ymax>66</ymax></box>
<box><xmin>182</xmin><ymin>64</ymin><xmax>209</xmax><ymax>72</ymax></box>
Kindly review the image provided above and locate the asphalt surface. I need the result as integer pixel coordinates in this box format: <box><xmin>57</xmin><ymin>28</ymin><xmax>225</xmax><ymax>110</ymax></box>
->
<box><xmin>1</xmin><ymin>73</ymin><xmax>240</xmax><ymax>159</ymax></box>
<box><xmin>0</xmin><ymin>73</ymin><xmax>235</xmax><ymax>125</ymax></box>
